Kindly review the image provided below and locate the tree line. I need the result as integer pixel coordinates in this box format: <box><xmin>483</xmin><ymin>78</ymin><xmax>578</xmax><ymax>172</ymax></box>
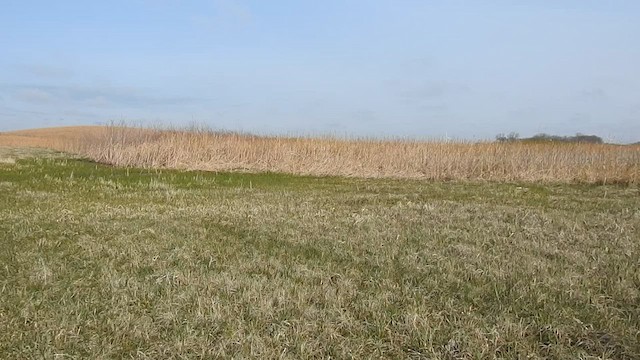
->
<box><xmin>495</xmin><ymin>132</ymin><xmax>604</xmax><ymax>144</ymax></box>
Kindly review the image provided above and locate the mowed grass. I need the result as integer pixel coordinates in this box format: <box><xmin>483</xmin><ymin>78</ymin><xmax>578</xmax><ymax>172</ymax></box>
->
<box><xmin>0</xmin><ymin>148</ymin><xmax>639</xmax><ymax>359</ymax></box>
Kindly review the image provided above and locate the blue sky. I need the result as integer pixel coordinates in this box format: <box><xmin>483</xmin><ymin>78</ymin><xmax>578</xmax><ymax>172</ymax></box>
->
<box><xmin>1</xmin><ymin>0</ymin><xmax>639</xmax><ymax>142</ymax></box>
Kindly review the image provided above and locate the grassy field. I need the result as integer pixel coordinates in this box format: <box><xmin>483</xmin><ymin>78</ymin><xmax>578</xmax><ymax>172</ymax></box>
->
<box><xmin>0</xmin><ymin>147</ymin><xmax>638</xmax><ymax>358</ymax></box>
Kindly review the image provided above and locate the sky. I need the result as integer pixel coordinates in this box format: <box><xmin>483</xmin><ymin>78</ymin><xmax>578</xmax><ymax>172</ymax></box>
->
<box><xmin>1</xmin><ymin>0</ymin><xmax>639</xmax><ymax>142</ymax></box>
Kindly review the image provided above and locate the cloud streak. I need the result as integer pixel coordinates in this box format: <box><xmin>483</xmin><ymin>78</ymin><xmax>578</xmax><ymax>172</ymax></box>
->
<box><xmin>14</xmin><ymin>88</ymin><xmax>54</xmax><ymax>104</ymax></box>
<box><xmin>15</xmin><ymin>64</ymin><xmax>74</xmax><ymax>80</ymax></box>
<box><xmin>388</xmin><ymin>80</ymin><xmax>471</xmax><ymax>104</ymax></box>
<box><xmin>190</xmin><ymin>0</ymin><xmax>253</xmax><ymax>32</ymax></box>
<box><xmin>4</xmin><ymin>84</ymin><xmax>203</xmax><ymax>108</ymax></box>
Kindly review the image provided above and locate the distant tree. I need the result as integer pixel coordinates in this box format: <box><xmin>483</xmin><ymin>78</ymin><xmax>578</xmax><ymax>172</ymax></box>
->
<box><xmin>571</xmin><ymin>133</ymin><xmax>603</xmax><ymax>144</ymax></box>
<box><xmin>499</xmin><ymin>132</ymin><xmax>604</xmax><ymax>144</ymax></box>
<box><xmin>496</xmin><ymin>132</ymin><xmax>520</xmax><ymax>142</ymax></box>
<box><xmin>529</xmin><ymin>133</ymin><xmax>560</xmax><ymax>142</ymax></box>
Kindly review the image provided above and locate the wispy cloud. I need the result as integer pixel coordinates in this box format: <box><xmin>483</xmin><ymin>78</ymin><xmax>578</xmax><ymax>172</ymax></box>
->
<box><xmin>388</xmin><ymin>80</ymin><xmax>471</xmax><ymax>103</ymax></box>
<box><xmin>579</xmin><ymin>88</ymin><xmax>608</xmax><ymax>101</ymax></box>
<box><xmin>4</xmin><ymin>84</ymin><xmax>203</xmax><ymax>108</ymax></box>
<box><xmin>0</xmin><ymin>106</ymin><xmax>50</xmax><ymax>116</ymax></box>
<box><xmin>190</xmin><ymin>0</ymin><xmax>253</xmax><ymax>31</ymax></box>
<box><xmin>14</xmin><ymin>88</ymin><xmax>55</xmax><ymax>104</ymax></box>
<box><xmin>15</xmin><ymin>64</ymin><xmax>73</xmax><ymax>80</ymax></box>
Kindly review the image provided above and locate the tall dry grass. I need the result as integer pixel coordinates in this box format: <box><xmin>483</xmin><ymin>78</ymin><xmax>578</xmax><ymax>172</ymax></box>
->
<box><xmin>63</xmin><ymin>125</ymin><xmax>640</xmax><ymax>184</ymax></box>
<box><xmin>0</xmin><ymin>126</ymin><xmax>109</xmax><ymax>150</ymax></box>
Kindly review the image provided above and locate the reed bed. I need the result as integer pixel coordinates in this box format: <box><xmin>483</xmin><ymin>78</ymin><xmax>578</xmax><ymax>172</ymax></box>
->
<box><xmin>58</xmin><ymin>125</ymin><xmax>640</xmax><ymax>184</ymax></box>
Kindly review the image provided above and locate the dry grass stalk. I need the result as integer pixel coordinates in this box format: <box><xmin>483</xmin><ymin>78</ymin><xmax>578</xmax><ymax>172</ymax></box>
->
<box><xmin>76</xmin><ymin>126</ymin><xmax>640</xmax><ymax>184</ymax></box>
<box><xmin>2</xmin><ymin>125</ymin><xmax>639</xmax><ymax>184</ymax></box>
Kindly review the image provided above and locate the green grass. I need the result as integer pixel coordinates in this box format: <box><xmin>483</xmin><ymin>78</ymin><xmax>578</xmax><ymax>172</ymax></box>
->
<box><xmin>1</xmin><ymin>148</ymin><xmax>639</xmax><ymax>359</ymax></box>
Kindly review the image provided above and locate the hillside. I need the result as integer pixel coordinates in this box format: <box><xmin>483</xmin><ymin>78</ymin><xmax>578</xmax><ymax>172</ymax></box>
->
<box><xmin>0</xmin><ymin>126</ymin><xmax>109</xmax><ymax>148</ymax></box>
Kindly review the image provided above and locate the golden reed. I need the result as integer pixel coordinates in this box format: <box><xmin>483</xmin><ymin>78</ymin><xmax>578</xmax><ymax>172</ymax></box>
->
<box><xmin>2</xmin><ymin>125</ymin><xmax>639</xmax><ymax>184</ymax></box>
<box><xmin>76</xmin><ymin>125</ymin><xmax>640</xmax><ymax>184</ymax></box>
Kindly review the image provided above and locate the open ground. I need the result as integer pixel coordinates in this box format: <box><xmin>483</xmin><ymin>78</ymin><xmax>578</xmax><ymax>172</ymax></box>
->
<box><xmin>0</xmin><ymin>128</ymin><xmax>639</xmax><ymax>358</ymax></box>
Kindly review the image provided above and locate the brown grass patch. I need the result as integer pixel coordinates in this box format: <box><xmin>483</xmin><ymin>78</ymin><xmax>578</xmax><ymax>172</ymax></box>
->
<box><xmin>2</xmin><ymin>125</ymin><xmax>639</xmax><ymax>184</ymax></box>
<box><xmin>0</xmin><ymin>126</ymin><xmax>110</xmax><ymax>148</ymax></box>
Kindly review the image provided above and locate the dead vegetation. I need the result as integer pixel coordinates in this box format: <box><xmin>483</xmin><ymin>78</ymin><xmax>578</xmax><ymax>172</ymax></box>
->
<box><xmin>2</xmin><ymin>125</ymin><xmax>639</xmax><ymax>184</ymax></box>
